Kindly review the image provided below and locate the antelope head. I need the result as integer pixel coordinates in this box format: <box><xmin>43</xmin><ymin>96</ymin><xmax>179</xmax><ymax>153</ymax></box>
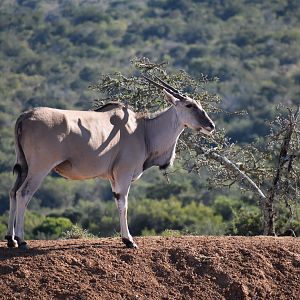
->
<box><xmin>143</xmin><ymin>75</ymin><xmax>215</xmax><ymax>135</ymax></box>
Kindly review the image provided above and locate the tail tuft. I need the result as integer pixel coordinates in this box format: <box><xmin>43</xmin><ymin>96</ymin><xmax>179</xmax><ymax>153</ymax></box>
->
<box><xmin>13</xmin><ymin>163</ymin><xmax>22</xmax><ymax>176</ymax></box>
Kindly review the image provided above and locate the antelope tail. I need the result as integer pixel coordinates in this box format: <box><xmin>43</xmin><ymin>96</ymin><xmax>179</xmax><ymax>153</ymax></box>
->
<box><xmin>12</xmin><ymin>113</ymin><xmax>29</xmax><ymax>185</ymax></box>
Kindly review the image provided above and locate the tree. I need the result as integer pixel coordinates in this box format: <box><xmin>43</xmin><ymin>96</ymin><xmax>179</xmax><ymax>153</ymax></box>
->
<box><xmin>90</xmin><ymin>57</ymin><xmax>300</xmax><ymax>236</ymax></box>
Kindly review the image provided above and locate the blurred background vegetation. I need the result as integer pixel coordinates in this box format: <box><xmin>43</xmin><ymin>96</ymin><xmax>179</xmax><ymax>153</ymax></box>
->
<box><xmin>0</xmin><ymin>0</ymin><xmax>299</xmax><ymax>240</ymax></box>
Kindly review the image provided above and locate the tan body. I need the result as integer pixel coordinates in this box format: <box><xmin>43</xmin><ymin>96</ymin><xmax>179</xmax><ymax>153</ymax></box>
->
<box><xmin>6</xmin><ymin>88</ymin><xmax>215</xmax><ymax>249</ymax></box>
<box><xmin>21</xmin><ymin>106</ymin><xmax>145</xmax><ymax>181</ymax></box>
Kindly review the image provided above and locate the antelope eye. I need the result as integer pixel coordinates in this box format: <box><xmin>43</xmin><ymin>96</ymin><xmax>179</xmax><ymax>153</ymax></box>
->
<box><xmin>186</xmin><ymin>104</ymin><xmax>193</xmax><ymax>108</ymax></box>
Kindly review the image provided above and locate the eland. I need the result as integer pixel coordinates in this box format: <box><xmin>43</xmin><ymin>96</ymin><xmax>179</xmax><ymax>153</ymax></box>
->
<box><xmin>5</xmin><ymin>76</ymin><xmax>215</xmax><ymax>249</ymax></box>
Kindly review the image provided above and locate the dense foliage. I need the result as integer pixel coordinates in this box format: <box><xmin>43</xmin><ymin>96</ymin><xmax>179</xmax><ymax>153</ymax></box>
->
<box><xmin>0</xmin><ymin>0</ymin><xmax>299</xmax><ymax>239</ymax></box>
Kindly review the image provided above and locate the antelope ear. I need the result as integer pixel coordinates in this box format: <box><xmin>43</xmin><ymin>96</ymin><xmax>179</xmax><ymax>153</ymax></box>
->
<box><xmin>163</xmin><ymin>89</ymin><xmax>178</xmax><ymax>105</ymax></box>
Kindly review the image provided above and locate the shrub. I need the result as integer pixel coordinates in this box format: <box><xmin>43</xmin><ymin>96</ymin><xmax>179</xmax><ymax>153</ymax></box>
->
<box><xmin>61</xmin><ymin>224</ymin><xmax>96</xmax><ymax>239</ymax></box>
<box><xmin>33</xmin><ymin>217</ymin><xmax>73</xmax><ymax>239</ymax></box>
<box><xmin>161</xmin><ymin>229</ymin><xmax>181</xmax><ymax>237</ymax></box>
<box><xmin>227</xmin><ymin>207</ymin><xmax>263</xmax><ymax>236</ymax></box>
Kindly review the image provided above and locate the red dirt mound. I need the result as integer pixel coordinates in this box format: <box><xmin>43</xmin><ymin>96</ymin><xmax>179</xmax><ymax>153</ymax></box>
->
<box><xmin>0</xmin><ymin>236</ymin><xmax>299</xmax><ymax>299</ymax></box>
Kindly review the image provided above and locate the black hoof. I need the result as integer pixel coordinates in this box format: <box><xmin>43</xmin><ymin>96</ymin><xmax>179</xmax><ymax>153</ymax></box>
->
<box><xmin>5</xmin><ymin>235</ymin><xmax>18</xmax><ymax>248</ymax></box>
<box><xmin>122</xmin><ymin>238</ymin><xmax>138</xmax><ymax>249</ymax></box>
<box><xmin>14</xmin><ymin>236</ymin><xmax>28</xmax><ymax>250</ymax></box>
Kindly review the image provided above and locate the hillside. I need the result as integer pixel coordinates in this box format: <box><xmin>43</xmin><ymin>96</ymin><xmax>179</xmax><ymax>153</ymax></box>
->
<box><xmin>1</xmin><ymin>0</ymin><xmax>300</xmax><ymax>242</ymax></box>
<box><xmin>0</xmin><ymin>236</ymin><xmax>299</xmax><ymax>299</ymax></box>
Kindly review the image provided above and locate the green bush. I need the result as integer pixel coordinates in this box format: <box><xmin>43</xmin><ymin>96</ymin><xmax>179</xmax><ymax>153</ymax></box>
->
<box><xmin>275</xmin><ymin>206</ymin><xmax>300</xmax><ymax>237</ymax></box>
<box><xmin>212</xmin><ymin>196</ymin><xmax>242</xmax><ymax>221</ymax></box>
<box><xmin>130</xmin><ymin>197</ymin><xmax>224</xmax><ymax>235</ymax></box>
<box><xmin>226</xmin><ymin>206</ymin><xmax>263</xmax><ymax>236</ymax></box>
<box><xmin>161</xmin><ymin>229</ymin><xmax>181</xmax><ymax>237</ymax></box>
<box><xmin>61</xmin><ymin>224</ymin><xmax>96</xmax><ymax>239</ymax></box>
<box><xmin>33</xmin><ymin>217</ymin><xmax>73</xmax><ymax>239</ymax></box>
<box><xmin>0</xmin><ymin>214</ymin><xmax>7</xmax><ymax>238</ymax></box>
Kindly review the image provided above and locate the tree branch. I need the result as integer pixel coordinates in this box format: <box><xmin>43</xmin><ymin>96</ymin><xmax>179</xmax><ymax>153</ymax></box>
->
<box><xmin>197</xmin><ymin>147</ymin><xmax>267</xmax><ymax>204</ymax></box>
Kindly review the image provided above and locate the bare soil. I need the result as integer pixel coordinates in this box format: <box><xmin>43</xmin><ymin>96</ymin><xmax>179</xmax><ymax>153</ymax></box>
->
<box><xmin>0</xmin><ymin>236</ymin><xmax>299</xmax><ymax>300</ymax></box>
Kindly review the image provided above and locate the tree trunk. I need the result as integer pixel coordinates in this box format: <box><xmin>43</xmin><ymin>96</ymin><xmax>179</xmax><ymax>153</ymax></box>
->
<box><xmin>262</xmin><ymin>197</ymin><xmax>275</xmax><ymax>235</ymax></box>
<box><xmin>265</xmin><ymin>111</ymin><xmax>296</xmax><ymax>235</ymax></box>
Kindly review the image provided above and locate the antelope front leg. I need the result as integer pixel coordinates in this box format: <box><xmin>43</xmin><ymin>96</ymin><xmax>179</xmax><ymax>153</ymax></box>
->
<box><xmin>111</xmin><ymin>179</ymin><xmax>137</xmax><ymax>248</ymax></box>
